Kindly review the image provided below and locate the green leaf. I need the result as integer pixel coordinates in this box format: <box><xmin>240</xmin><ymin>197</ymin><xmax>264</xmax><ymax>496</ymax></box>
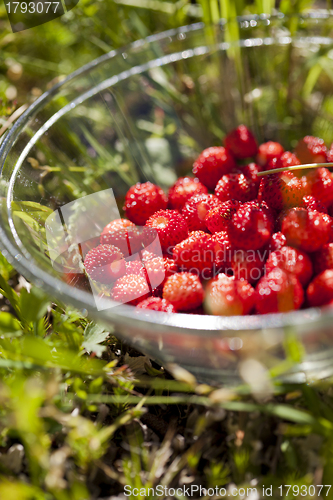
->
<box><xmin>284</xmin><ymin>327</ymin><xmax>305</xmax><ymax>363</ymax></box>
<box><xmin>19</xmin><ymin>287</ymin><xmax>50</xmax><ymax>325</ymax></box>
<box><xmin>82</xmin><ymin>322</ymin><xmax>111</xmax><ymax>357</ymax></box>
<box><xmin>0</xmin><ymin>253</ymin><xmax>14</xmax><ymax>281</ymax></box>
<box><xmin>0</xmin><ymin>312</ymin><xmax>22</xmax><ymax>337</ymax></box>
<box><xmin>264</xmin><ymin>403</ymin><xmax>330</xmax><ymax>433</ymax></box>
<box><xmin>0</xmin><ymin>274</ymin><xmax>20</xmax><ymax>317</ymax></box>
<box><xmin>11</xmin><ymin>201</ymin><xmax>53</xmax><ymax>222</ymax></box>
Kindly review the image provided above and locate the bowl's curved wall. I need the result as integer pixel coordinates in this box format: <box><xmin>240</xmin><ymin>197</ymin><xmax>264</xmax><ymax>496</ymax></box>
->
<box><xmin>2</xmin><ymin>14</ymin><xmax>333</xmax><ymax>383</ymax></box>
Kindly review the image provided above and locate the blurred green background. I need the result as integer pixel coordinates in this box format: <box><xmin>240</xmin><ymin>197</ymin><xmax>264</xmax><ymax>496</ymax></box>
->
<box><xmin>0</xmin><ymin>0</ymin><xmax>322</xmax><ymax>119</ymax></box>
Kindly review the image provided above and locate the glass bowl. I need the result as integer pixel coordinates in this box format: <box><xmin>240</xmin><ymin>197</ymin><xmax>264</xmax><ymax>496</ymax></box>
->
<box><xmin>2</xmin><ymin>12</ymin><xmax>333</xmax><ymax>385</ymax></box>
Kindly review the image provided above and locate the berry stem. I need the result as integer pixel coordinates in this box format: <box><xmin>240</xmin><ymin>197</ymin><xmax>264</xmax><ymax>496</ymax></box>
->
<box><xmin>257</xmin><ymin>162</ymin><xmax>333</xmax><ymax>177</ymax></box>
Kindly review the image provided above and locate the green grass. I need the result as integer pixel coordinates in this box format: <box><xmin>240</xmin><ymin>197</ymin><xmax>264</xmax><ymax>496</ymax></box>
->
<box><xmin>2</xmin><ymin>0</ymin><xmax>333</xmax><ymax>498</ymax></box>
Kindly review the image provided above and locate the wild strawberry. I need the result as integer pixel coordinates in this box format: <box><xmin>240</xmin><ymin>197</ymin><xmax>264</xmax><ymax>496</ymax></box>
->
<box><xmin>282</xmin><ymin>208</ymin><xmax>332</xmax><ymax>252</ymax></box>
<box><xmin>145</xmin><ymin>210</ymin><xmax>188</xmax><ymax>253</ymax></box>
<box><xmin>265</xmin><ymin>246</ymin><xmax>313</xmax><ymax>286</ymax></box>
<box><xmin>205</xmin><ymin>273</ymin><xmax>255</xmax><ymax>316</ymax></box>
<box><xmin>301</xmin><ymin>195</ymin><xmax>328</xmax><ymax>213</ymax></box>
<box><xmin>215</xmin><ymin>173</ymin><xmax>257</xmax><ymax>203</ymax></box>
<box><xmin>307</xmin><ymin>270</ymin><xmax>333</xmax><ymax>307</ymax></box>
<box><xmin>313</xmin><ymin>243</ymin><xmax>333</xmax><ymax>275</ymax></box>
<box><xmin>228</xmin><ymin>200</ymin><xmax>274</xmax><ymax>250</ymax></box>
<box><xmin>230</xmin><ymin>248</ymin><xmax>265</xmax><ymax>284</ymax></box>
<box><xmin>140</xmin><ymin>225</ymin><xmax>164</xmax><ymax>256</ymax></box>
<box><xmin>299</xmin><ymin>176</ymin><xmax>311</xmax><ymax>201</ymax></box>
<box><xmin>168</xmin><ymin>176</ymin><xmax>208</xmax><ymax>211</ymax></box>
<box><xmin>125</xmin><ymin>259</ymin><xmax>146</xmax><ymax>277</ymax></box>
<box><xmin>145</xmin><ymin>256</ymin><xmax>178</xmax><ymax>294</ymax></box>
<box><xmin>84</xmin><ymin>244</ymin><xmax>126</xmax><ymax>284</ymax></box>
<box><xmin>124</xmin><ymin>182</ymin><xmax>167</xmax><ymax>225</ymax></box>
<box><xmin>266</xmin><ymin>151</ymin><xmax>301</xmax><ymax>172</ymax></box>
<box><xmin>294</xmin><ymin>136</ymin><xmax>327</xmax><ymax>164</ymax></box>
<box><xmin>163</xmin><ymin>272</ymin><xmax>204</xmax><ymax>311</ymax></box>
<box><xmin>256</xmin><ymin>141</ymin><xmax>284</xmax><ymax>168</ymax></box>
<box><xmin>181</xmin><ymin>194</ymin><xmax>222</xmax><ymax>232</ymax></box>
<box><xmin>224</xmin><ymin>125</ymin><xmax>258</xmax><ymax>159</ymax></box>
<box><xmin>136</xmin><ymin>296</ymin><xmax>176</xmax><ymax>313</ymax></box>
<box><xmin>173</xmin><ymin>231</ymin><xmax>216</xmax><ymax>277</ymax></box>
<box><xmin>255</xmin><ymin>268</ymin><xmax>304</xmax><ymax>314</ymax></box>
<box><xmin>101</xmin><ymin>219</ymin><xmax>141</xmax><ymax>256</ymax></box>
<box><xmin>273</xmin><ymin>209</ymin><xmax>290</xmax><ymax>233</ymax></box>
<box><xmin>212</xmin><ymin>231</ymin><xmax>234</xmax><ymax>271</ymax></box>
<box><xmin>205</xmin><ymin>200</ymin><xmax>241</xmax><ymax>234</ymax></box>
<box><xmin>192</xmin><ymin>147</ymin><xmax>236</xmax><ymax>190</ymax></box>
<box><xmin>258</xmin><ymin>171</ymin><xmax>305</xmax><ymax>211</ymax></box>
<box><xmin>111</xmin><ymin>274</ymin><xmax>150</xmax><ymax>305</ymax></box>
<box><xmin>267</xmin><ymin>232</ymin><xmax>287</xmax><ymax>253</ymax></box>
<box><xmin>305</xmin><ymin>167</ymin><xmax>333</xmax><ymax>207</ymax></box>
<box><xmin>141</xmin><ymin>249</ymin><xmax>156</xmax><ymax>262</ymax></box>
<box><xmin>239</xmin><ymin>162</ymin><xmax>263</xmax><ymax>189</ymax></box>
<box><xmin>327</xmin><ymin>143</ymin><xmax>333</xmax><ymax>162</ymax></box>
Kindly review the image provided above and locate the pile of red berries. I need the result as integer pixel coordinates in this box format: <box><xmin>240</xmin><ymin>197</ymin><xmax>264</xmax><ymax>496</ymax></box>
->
<box><xmin>78</xmin><ymin>125</ymin><xmax>333</xmax><ymax>316</ymax></box>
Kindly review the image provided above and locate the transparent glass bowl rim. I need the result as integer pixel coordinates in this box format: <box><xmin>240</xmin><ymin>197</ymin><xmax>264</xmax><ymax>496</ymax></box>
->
<box><xmin>0</xmin><ymin>11</ymin><xmax>333</xmax><ymax>333</ymax></box>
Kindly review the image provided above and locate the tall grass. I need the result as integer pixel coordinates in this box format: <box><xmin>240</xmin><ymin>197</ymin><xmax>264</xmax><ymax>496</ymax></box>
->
<box><xmin>2</xmin><ymin>1</ymin><xmax>333</xmax><ymax>498</ymax></box>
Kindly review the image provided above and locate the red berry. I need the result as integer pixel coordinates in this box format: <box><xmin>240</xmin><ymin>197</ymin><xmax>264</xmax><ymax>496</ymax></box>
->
<box><xmin>301</xmin><ymin>195</ymin><xmax>328</xmax><ymax>214</ymax></box>
<box><xmin>168</xmin><ymin>176</ymin><xmax>208</xmax><ymax>211</ymax></box>
<box><xmin>224</xmin><ymin>125</ymin><xmax>258</xmax><ymax>159</ymax></box>
<box><xmin>258</xmin><ymin>171</ymin><xmax>305</xmax><ymax>211</ymax></box>
<box><xmin>230</xmin><ymin>249</ymin><xmax>265</xmax><ymax>284</ymax></box>
<box><xmin>124</xmin><ymin>182</ymin><xmax>167</xmax><ymax>225</ymax></box>
<box><xmin>266</xmin><ymin>151</ymin><xmax>301</xmax><ymax>172</ymax></box>
<box><xmin>101</xmin><ymin>219</ymin><xmax>141</xmax><ymax>256</ymax></box>
<box><xmin>268</xmin><ymin>232</ymin><xmax>287</xmax><ymax>253</ymax></box>
<box><xmin>265</xmin><ymin>246</ymin><xmax>313</xmax><ymax>286</ymax></box>
<box><xmin>145</xmin><ymin>256</ymin><xmax>178</xmax><ymax>294</ymax></box>
<box><xmin>145</xmin><ymin>210</ymin><xmax>188</xmax><ymax>253</ymax></box>
<box><xmin>141</xmin><ymin>249</ymin><xmax>156</xmax><ymax>262</ymax></box>
<box><xmin>205</xmin><ymin>273</ymin><xmax>255</xmax><ymax>316</ymax></box>
<box><xmin>192</xmin><ymin>147</ymin><xmax>236</xmax><ymax>190</ymax></box>
<box><xmin>125</xmin><ymin>259</ymin><xmax>146</xmax><ymax>278</ymax></box>
<box><xmin>215</xmin><ymin>173</ymin><xmax>257</xmax><ymax>203</ymax></box>
<box><xmin>136</xmin><ymin>296</ymin><xmax>176</xmax><ymax>313</ymax></box>
<box><xmin>84</xmin><ymin>244</ymin><xmax>126</xmax><ymax>284</ymax></box>
<box><xmin>255</xmin><ymin>268</ymin><xmax>304</xmax><ymax>314</ymax></box>
<box><xmin>228</xmin><ymin>200</ymin><xmax>274</xmax><ymax>250</ymax></box>
<box><xmin>260</xmin><ymin>231</ymin><xmax>286</xmax><ymax>259</ymax></box>
<box><xmin>181</xmin><ymin>194</ymin><xmax>222</xmax><ymax>232</ymax></box>
<box><xmin>305</xmin><ymin>167</ymin><xmax>333</xmax><ymax>207</ymax></box>
<box><xmin>238</xmin><ymin>162</ymin><xmax>263</xmax><ymax>189</ymax></box>
<box><xmin>307</xmin><ymin>270</ymin><xmax>333</xmax><ymax>307</ymax></box>
<box><xmin>327</xmin><ymin>143</ymin><xmax>333</xmax><ymax>162</ymax></box>
<box><xmin>163</xmin><ymin>272</ymin><xmax>204</xmax><ymax>311</ymax></box>
<box><xmin>282</xmin><ymin>208</ymin><xmax>332</xmax><ymax>252</ymax></box>
<box><xmin>173</xmin><ymin>231</ymin><xmax>216</xmax><ymax>277</ymax></box>
<box><xmin>205</xmin><ymin>200</ymin><xmax>241</xmax><ymax>234</ymax></box>
<box><xmin>256</xmin><ymin>141</ymin><xmax>284</xmax><ymax>168</ymax></box>
<box><xmin>212</xmin><ymin>231</ymin><xmax>234</xmax><ymax>271</ymax></box>
<box><xmin>313</xmin><ymin>243</ymin><xmax>333</xmax><ymax>275</ymax></box>
<box><xmin>111</xmin><ymin>274</ymin><xmax>150</xmax><ymax>305</ymax></box>
<box><xmin>294</xmin><ymin>136</ymin><xmax>327</xmax><ymax>164</ymax></box>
